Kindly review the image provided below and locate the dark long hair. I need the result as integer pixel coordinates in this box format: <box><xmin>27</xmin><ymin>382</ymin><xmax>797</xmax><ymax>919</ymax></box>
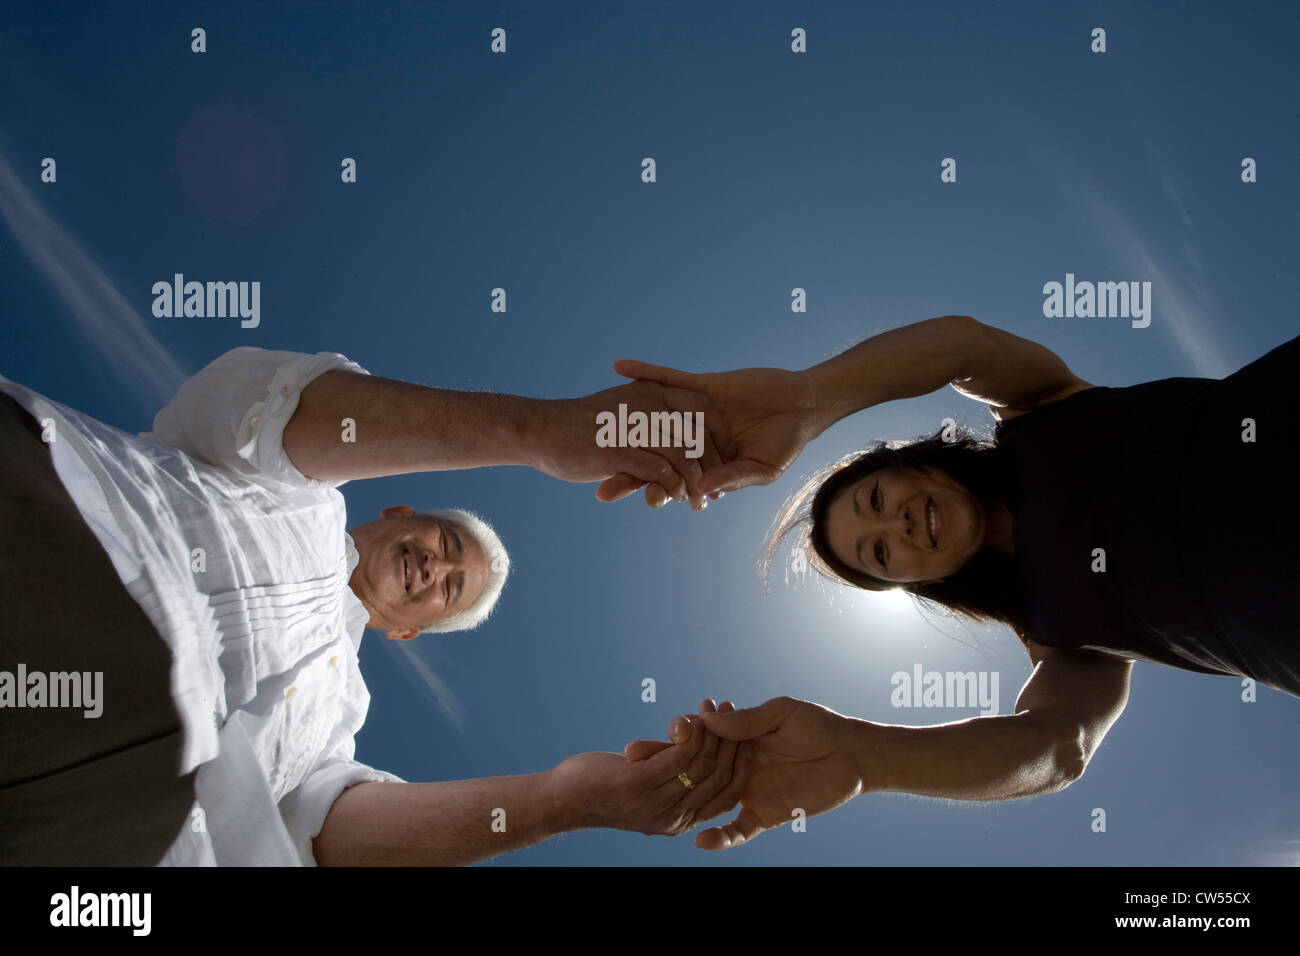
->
<box><xmin>762</xmin><ymin>427</ymin><xmax>1027</xmax><ymax>637</ymax></box>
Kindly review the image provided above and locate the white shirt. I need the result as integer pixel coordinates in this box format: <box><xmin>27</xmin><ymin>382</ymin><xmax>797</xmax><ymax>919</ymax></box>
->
<box><xmin>0</xmin><ymin>347</ymin><xmax>403</xmax><ymax>866</ymax></box>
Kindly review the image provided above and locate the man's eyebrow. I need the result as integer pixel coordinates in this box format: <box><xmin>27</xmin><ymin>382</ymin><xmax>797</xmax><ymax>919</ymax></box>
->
<box><xmin>452</xmin><ymin>573</ymin><xmax>464</xmax><ymax>607</ymax></box>
<box><xmin>450</xmin><ymin>527</ymin><xmax>463</xmax><ymax>556</ymax></box>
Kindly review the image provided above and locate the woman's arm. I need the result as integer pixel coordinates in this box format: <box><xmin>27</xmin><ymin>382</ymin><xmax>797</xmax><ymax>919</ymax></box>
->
<box><xmin>805</xmin><ymin>315</ymin><xmax>1092</xmax><ymax>433</ymax></box>
<box><xmin>607</xmin><ymin>315</ymin><xmax>1091</xmax><ymax>499</ymax></box>
<box><xmin>693</xmin><ymin>647</ymin><xmax>1131</xmax><ymax>849</ymax></box>
<box><xmin>864</xmin><ymin>642</ymin><xmax>1132</xmax><ymax>800</ymax></box>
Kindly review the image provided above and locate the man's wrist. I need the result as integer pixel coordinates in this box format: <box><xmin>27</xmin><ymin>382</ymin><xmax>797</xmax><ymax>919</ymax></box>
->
<box><xmin>511</xmin><ymin>397</ymin><xmax>565</xmax><ymax>472</ymax></box>
<box><xmin>539</xmin><ymin>763</ymin><xmax>586</xmax><ymax>835</ymax></box>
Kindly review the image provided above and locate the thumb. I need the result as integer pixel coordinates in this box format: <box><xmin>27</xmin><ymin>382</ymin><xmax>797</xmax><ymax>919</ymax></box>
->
<box><xmin>698</xmin><ymin>459</ymin><xmax>779</xmax><ymax>496</ymax></box>
<box><xmin>698</xmin><ymin>697</ymin><xmax>794</xmax><ymax>741</ymax></box>
<box><xmin>613</xmin><ymin>359</ymin><xmax>700</xmax><ymax>390</ymax></box>
<box><xmin>624</xmin><ymin>739</ymin><xmax>673</xmax><ymax>762</ymax></box>
<box><xmin>695</xmin><ymin>805</ymin><xmax>767</xmax><ymax>850</ymax></box>
<box><xmin>595</xmin><ymin>473</ymin><xmax>646</xmax><ymax>502</ymax></box>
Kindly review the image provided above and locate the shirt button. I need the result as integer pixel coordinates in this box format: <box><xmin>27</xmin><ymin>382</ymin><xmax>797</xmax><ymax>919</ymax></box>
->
<box><xmin>329</xmin><ymin>655</ymin><xmax>340</xmax><ymax>668</ymax></box>
<box><xmin>285</xmin><ymin>686</ymin><xmax>298</xmax><ymax>701</ymax></box>
<box><xmin>249</xmin><ymin>415</ymin><xmax>261</xmax><ymax>428</ymax></box>
<box><xmin>282</xmin><ymin>385</ymin><xmax>290</xmax><ymax>396</ymax></box>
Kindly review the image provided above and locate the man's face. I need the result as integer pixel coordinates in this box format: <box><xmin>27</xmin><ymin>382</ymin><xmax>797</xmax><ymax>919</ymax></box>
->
<box><xmin>348</xmin><ymin>506</ymin><xmax>490</xmax><ymax>640</ymax></box>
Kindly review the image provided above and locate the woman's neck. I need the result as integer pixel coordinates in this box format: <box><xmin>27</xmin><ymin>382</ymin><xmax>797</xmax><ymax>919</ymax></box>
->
<box><xmin>984</xmin><ymin>502</ymin><xmax>1015</xmax><ymax>557</ymax></box>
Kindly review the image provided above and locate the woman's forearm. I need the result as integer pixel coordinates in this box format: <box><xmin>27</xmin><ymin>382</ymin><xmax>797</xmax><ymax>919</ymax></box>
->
<box><xmin>852</xmin><ymin>711</ymin><xmax>1080</xmax><ymax>801</ymax></box>
<box><xmin>802</xmin><ymin>315</ymin><xmax>989</xmax><ymax>436</ymax></box>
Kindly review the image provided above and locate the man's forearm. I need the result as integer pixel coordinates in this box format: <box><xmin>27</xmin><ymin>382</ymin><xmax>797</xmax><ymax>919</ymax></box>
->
<box><xmin>852</xmin><ymin>712</ymin><xmax>1079</xmax><ymax>801</ymax></box>
<box><xmin>313</xmin><ymin>769</ymin><xmax>575</xmax><ymax>866</ymax></box>
<box><xmin>283</xmin><ymin>370</ymin><xmax>552</xmax><ymax>482</ymax></box>
<box><xmin>802</xmin><ymin>315</ymin><xmax>988</xmax><ymax>436</ymax></box>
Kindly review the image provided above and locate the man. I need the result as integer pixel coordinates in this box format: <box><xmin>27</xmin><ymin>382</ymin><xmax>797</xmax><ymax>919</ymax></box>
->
<box><xmin>0</xmin><ymin>346</ymin><xmax>739</xmax><ymax>866</ymax></box>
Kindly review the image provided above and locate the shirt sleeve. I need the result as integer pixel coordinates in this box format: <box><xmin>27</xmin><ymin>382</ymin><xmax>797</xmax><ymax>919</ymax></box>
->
<box><xmin>141</xmin><ymin>347</ymin><xmax>370</xmax><ymax>489</ymax></box>
<box><xmin>278</xmin><ymin>734</ymin><xmax>406</xmax><ymax>867</ymax></box>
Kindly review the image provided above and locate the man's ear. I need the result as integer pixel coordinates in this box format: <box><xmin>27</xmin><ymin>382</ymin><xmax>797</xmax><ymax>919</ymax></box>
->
<box><xmin>386</xmin><ymin>627</ymin><xmax>419</xmax><ymax>641</ymax></box>
<box><xmin>381</xmin><ymin>505</ymin><xmax>416</xmax><ymax>519</ymax></box>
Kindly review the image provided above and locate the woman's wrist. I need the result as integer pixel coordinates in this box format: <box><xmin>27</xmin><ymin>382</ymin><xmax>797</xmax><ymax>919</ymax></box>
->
<box><xmin>845</xmin><ymin>717</ymin><xmax>889</xmax><ymax>795</ymax></box>
<box><xmin>801</xmin><ymin>316</ymin><xmax>988</xmax><ymax>437</ymax></box>
<box><xmin>802</xmin><ymin>363</ymin><xmax>875</xmax><ymax>437</ymax></box>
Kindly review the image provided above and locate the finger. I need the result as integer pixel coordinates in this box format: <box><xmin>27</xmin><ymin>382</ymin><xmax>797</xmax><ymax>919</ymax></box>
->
<box><xmin>658</xmin><ymin>699</ymin><xmax>735</xmax><ymax>811</ymax></box>
<box><xmin>694</xmin><ymin>805</ymin><xmax>768</xmax><ymax>850</ymax></box>
<box><xmin>689</xmin><ymin>701</ymin><xmax>741</xmax><ymax>819</ymax></box>
<box><xmin>683</xmin><ymin>457</ymin><xmax>706</xmax><ymax>511</ymax></box>
<box><xmin>676</xmin><ymin>715</ymin><xmax>723</xmax><ymax>791</ymax></box>
<box><xmin>697</xmin><ymin>459</ymin><xmax>779</xmax><ymax>496</ymax></box>
<box><xmin>629</xmin><ymin>429</ymin><xmax>701</xmax><ymax>507</ymax></box>
<box><xmin>698</xmin><ymin>696</ymin><xmax>794</xmax><ymax>740</ymax></box>
<box><xmin>624</xmin><ymin>739</ymin><xmax>673</xmax><ymax>761</ymax></box>
<box><xmin>660</xmin><ymin>386</ymin><xmax>736</xmax><ymax>461</ymax></box>
<box><xmin>687</xmin><ymin>432</ymin><xmax>727</xmax><ymax>510</ymax></box>
<box><xmin>692</xmin><ymin>732</ymin><xmax>751</xmax><ymax>822</ymax></box>
<box><xmin>644</xmin><ymin>482</ymin><xmax>671</xmax><ymax>509</ymax></box>
<box><xmin>619</xmin><ymin>449</ymin><xmax>688</xmax><ymax>501</ymax></box>
<box><xmin>612</xmin><ymin>359</ymin><xmax>700</xmax><ymax>391</ymax></box>
<box><xmin>642</xmin><ymin>714</ymin><xmax>707</xmax><ymax>783</ymax></box>
<box><xmin>596</xmin><ymin>473</ymin><xmax>647</xmax><ymax>502</ymax></box>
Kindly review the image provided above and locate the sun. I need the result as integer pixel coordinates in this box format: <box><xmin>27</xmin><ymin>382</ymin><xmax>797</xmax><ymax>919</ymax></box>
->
<box><xmin>864</xmin><ymin>587</ymin><xmax>918</xmax><ymax>617</ymax></box>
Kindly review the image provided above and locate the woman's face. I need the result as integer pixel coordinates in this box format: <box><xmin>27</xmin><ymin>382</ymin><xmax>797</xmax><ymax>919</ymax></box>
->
<box><xmin>824</xmin><ymin>465</ymin><xmax>988</xmax><ymax>584</ymax></box>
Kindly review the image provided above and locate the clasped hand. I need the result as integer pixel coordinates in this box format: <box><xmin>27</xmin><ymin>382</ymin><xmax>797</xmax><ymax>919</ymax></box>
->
<box><xmin>594</xmin><ymin>362</ymin><xmax>820</xmax><ymax>509</ymax></box>
<box><xmin>556</xmin><ymin>696</ymin><xmax>866</xmax><ymax>850</ymax></box>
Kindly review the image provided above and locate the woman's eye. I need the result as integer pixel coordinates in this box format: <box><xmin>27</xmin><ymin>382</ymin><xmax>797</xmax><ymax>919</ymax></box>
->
<box><xmin>874</xmin><ymin>542</ymin><xmax>886</xmax><ymax>567</ymax></box>
<box><xmin>871</xmin><ymin>485</ymin><xmax>881</xmax><ymax>511</ymax></box>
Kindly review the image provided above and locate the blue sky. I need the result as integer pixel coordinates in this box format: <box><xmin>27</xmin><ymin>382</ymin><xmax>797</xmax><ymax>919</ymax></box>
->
<box><xmin>2</xmin><ymin>0</ymin><xmax>1297</xmax><ymax>865</ymax></box>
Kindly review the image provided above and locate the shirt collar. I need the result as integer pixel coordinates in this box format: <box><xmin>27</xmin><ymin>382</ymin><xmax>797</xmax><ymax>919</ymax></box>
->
<box><xmin>342</xmin><ymin>532</ymin><xmax>368</xmax><ymax>651</ymax></box>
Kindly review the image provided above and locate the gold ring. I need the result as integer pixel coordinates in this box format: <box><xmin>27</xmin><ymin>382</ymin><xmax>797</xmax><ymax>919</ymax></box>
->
<box><xmin>678</xmin><ymin>772</ymin><xmax>695</xmax><ymax>790</ymax></box>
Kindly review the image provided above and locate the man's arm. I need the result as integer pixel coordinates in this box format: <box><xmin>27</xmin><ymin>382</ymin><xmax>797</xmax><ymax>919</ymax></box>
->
<box><xmin>313</xmin><ymin>707</ymin><xmax>745</xmax><ymax>866</ymax></box>
<box><xmin>312</xmin><ymin>769</ymin><xmax>570</xmax><ymax>866</ymax></box>
<box><xmin>282</xmin><ymin>369</ymin><xmax>726</xmax><ymax>506</ymax></box>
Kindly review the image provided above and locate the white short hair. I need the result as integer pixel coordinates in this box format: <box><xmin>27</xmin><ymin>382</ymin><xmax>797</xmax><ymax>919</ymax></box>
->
<box><xmin>417</xmin><ymin>509</ymin><xmax>509</xmax><ymax>633</ymax></box>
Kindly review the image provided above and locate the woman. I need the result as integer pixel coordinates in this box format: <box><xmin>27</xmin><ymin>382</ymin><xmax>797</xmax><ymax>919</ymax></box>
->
<box><xmin>606</xmin><ymin>315</ymin><xmax>1298</xmax><ymax>848</ymax></box>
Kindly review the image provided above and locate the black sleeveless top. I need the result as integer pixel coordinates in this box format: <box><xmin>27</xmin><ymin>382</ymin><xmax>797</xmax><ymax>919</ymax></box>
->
<box><xmin>993</xmin><ymin>334</ymin><xmax>1300</xmax><ymax>697</ymax></box>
